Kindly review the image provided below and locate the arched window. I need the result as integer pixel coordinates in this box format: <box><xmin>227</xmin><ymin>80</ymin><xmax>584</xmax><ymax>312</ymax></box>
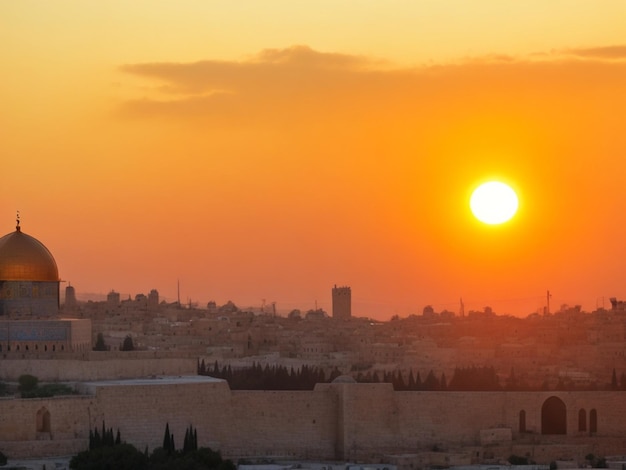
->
<box><xmin>542</xmin><ymin>396</ymin><xmax>567</xmax><ymax>435</ymax></box>
<box><xmin>578</xmin><ymin>409</ymin><xmax>587</xmax><ymax>432</ymax></box>
<box><xmin>36</xmin><ymin>407</ymin><xmax>51</xmax><ymax>433</ymax></box>
<box><xmin>519</xmin><ymin>410</ymin><xmax>526</xmax><ymax>433</ymax></box>
<box><xmin>590</xmin><ymin>409</ymin><xmax>598</xmax><ymax>434</ymax></box>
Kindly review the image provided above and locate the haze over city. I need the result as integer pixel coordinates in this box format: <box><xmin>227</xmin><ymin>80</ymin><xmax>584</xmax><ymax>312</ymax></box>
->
<box><xmin>2</xmin><ymin>2</ymin><xmax>626</xmax><ymax>319</ymax></box>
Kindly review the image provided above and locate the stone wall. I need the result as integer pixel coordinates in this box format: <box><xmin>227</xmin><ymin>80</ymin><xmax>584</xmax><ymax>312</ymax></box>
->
<box><xmin>228</xmin><ymin>388</ymin><xmax>338</xmax><ymax>459</ymax></box>
<box><xmin>0</xmin><ymin>395</ymin><xmax>91</xmax><ymax>458</ymax></box>
<box><xmin>0</xmin><ymin>355</ymin><xmax>196</xmax><ymax>381</ymax></box>
<box><xmin>2</xmin><ymin>381</ymin><xmax>626</xmax><ymax>462</ymax></box>
<box><xmin>78</xmin><ymin>379</ymin><xmax>338</xmax><ymax>459</ymax></box>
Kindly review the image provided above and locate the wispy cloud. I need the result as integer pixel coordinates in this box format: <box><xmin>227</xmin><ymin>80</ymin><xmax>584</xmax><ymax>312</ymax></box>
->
<box><xmin>565</xmin><ymin>45</ymin><xmax>626</xmax><ymax>60</ymax></box>
<box><xmin>118</xmin><ymin>44</ymin><xmax>626</xmax><ymax>125</ymax></box>
<box><xmin>120</xmin><ymin>45</ymin><xmax>376</xmax><ymax>95</ymax></box>
<box><xmin>118</xmin><ymin>46</ymin><xmax>390</xmax><ymax>121</ymax></box>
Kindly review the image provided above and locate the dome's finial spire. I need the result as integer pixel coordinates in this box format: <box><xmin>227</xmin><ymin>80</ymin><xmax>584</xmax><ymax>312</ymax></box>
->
<box><xmin>16</xmin><ymin>211</ymin><xmax>20</xmax><ymax>232</ymax></box>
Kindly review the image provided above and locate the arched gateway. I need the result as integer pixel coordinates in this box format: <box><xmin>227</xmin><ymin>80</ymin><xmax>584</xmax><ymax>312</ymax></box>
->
<box><xmin>542</xmin><ymin>396</ymin><xmax>567</xmax><ymax>434</ymax></box>
<box><xmin>36</xmin><ymin>407</ymin><xmax>51</xmax><ymax>434</ymax></box>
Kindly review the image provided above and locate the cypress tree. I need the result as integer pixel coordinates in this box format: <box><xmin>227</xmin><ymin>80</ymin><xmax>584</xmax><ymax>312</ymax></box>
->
<box><xmin>408</xmin><ymin>370</ymin><xmax>416</xmax><ymax>390</ymax></box>
<box><xmin>424</xmin><ymin>370</ymin><xmax>439</xmax><ymax>390</ymax></box>
<box><xmin>93</xmin><ymin>426</ymin><xmax>101</xmax><ymax>448</ymax></box>
<box><xmin>162</xmin><ymin>423</ymin><xmax>171</xmax><ymax>452</ymax></box>
<box><xmin>395</xmin><ymin>371</ymin><xmax>406</xmax><ymax>391</ymax></box>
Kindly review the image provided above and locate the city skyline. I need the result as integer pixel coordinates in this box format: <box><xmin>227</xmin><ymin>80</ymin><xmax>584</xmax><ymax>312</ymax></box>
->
<box><xmin>2</xmin><ymin>2</ymin><xmax>626</xmax><ymax>319</ymax></box>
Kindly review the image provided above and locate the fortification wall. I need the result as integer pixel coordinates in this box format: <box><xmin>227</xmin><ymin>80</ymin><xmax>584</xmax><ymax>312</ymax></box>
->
<box><xmin>393</xmin><ymin>392</ymin><xmax>522</xmax><ymax>449</ymax></box>
<box><xmin>228</xmin><ymin>389</ymin><xmax>338</xmax><ymax>459</ymax></box>
<box><xmin>329</xmin><ymin>382</ymin><xmax>397</xmax><ymax>459</ymax></box>
<box><xmin>0</xmin><ymin>395</ymin><xmax>90</xmax><ymax>441</ymax></box>
<box><xmin>0</xmin><ymin>395</ymin><xmax>91</xmax><ymax>458</ymax></box>
<box><xmin>0</xmin><ymin>356</ymin><xmax>195</xmax><ymax>381</ymax></box>
<box><xmin>85</xmin><ymin>379</ymin><xmax>233</xmax><ymax>454</ymax></box>
<box><xmin>86</xmin><ymin>380</ymin><xmax>338</xmax><ymax>459</ymax></box>
<box><xmin>3</xmin><ymin>383</ymin><xmax>626</xmax><ymax>461</ymax></box>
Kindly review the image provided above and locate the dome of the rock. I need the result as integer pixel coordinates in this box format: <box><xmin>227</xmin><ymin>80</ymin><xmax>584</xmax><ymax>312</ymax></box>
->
<box><xmin>0</xmin><ymin>226</ymin><xmax>59</xmax><ymax>281</ymax></box>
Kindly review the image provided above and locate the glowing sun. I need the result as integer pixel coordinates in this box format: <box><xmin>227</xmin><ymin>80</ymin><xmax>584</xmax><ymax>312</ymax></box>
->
<box><xmin>470</xmin><ymin>181</ymin><xmax>519</xmax><ymax>225</ymax></box>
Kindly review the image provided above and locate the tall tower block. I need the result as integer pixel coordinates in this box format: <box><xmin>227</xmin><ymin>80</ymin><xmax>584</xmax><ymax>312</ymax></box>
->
<box><xmin>65</xmin><ymin>284</ymin><xmax>77</xmax><ymax>310</ymax></box>
<box><xmin>332</xmin><ymin>285</ymin><xmax>351</xmax><ymax>320</ymax></box>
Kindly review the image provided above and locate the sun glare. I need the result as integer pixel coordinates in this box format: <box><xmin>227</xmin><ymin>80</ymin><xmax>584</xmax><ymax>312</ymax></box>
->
<box><xmin>470</xmin><ymin>181</ymin><xmax>518</xmax><ymax>225</ymax></box>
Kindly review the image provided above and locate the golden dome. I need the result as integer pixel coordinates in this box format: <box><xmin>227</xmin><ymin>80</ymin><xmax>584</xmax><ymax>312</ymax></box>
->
<box><xmin>0</xmin><ymin>226</ymin><xmax>59</xmax><ymax>281</ymax></box>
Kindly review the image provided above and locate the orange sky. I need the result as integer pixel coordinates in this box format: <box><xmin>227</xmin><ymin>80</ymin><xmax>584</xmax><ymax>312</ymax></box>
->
<box><xmin>1</xmin><ymin>2</ymin><xmax>626</xmax><ymax>318</ymax></box>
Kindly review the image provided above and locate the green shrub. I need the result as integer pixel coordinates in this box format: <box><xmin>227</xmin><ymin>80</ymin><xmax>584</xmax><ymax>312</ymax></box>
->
<box><xmin>18</xmin><ymin>374</ymin><xmax>38</xmax><ymax>393</ymax></box>
<box><xmin>94</xmin><ymin>332</ymin><xmax>107</xmax><ymax>351</ymax></box>
<box><xmin>70</xmin><ymin>443</ymin><xmax>148</xmax><ymax>470</ymax></box>
<box><xmin>21</xmin><ymin>383</ymin><xmax>75</xmax><ymax>398</ymax></box>
<box><xmin>508</xmin><ymin>455</ymin><xmax>529</xmax><ymax>465</ymax></box>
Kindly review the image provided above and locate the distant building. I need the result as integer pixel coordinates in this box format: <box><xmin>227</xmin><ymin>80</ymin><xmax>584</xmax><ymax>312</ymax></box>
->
<box><xmin>64</xmin><ymin>284</ymin><xmax>77</xmax><ymax>310</ymax></box>
<box><xmin>422</xmin><ymin>305</ymin><xmax>436</xmax><ymax>318</ymax></box>
<box><xmin>148</xmin><ymin>289</ymin><xmax>159</xmax><ymax>308</ymax></box>
<box><xmin>332</xmin><ymin>285</ymin><xmax>351</xmax><ymax>320</ymax></box>
<box><xmin>107</xmin><ymin>290</ymin><xmax>120</xmax><ymax>310</ymax></box>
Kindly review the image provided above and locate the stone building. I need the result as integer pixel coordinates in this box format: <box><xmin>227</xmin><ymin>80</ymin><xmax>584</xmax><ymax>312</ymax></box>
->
<box><xmin>332</xmin><ymin>285</ymin><xmax>351</xmax><ymax>320</ymax></box>
<box><xmin>0</xmin><ymin>220</ymin><xmax>91</xmax><ymax>353</ymax></box>
<box><xmin>0</xmin><ymin>221</ymin><xmax>60</xmax><ymax>318</ymax></box>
